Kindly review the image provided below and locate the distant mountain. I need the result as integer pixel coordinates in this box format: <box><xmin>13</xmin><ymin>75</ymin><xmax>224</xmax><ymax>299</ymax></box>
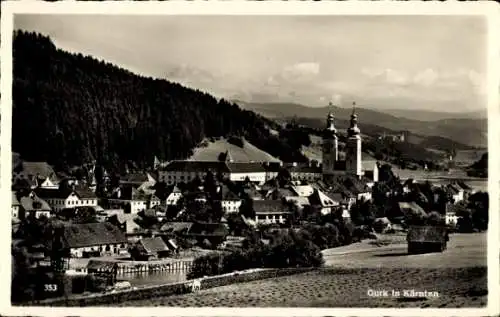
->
<box><xmin>234</xmin><ymin>100</ymin><xmax>487</xmax><ymax>148</ymax></box>
<box><xmin>371</xmin><ymin>108</ymin><xmax>487</xmax><ymax>122</ymax></box>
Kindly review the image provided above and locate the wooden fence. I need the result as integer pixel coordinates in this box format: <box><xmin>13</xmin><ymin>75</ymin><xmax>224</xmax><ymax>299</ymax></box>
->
<box><xmin>116</xmin><ymin>260</ymin><xmax>192</xmax><ymax>275</ymax></box>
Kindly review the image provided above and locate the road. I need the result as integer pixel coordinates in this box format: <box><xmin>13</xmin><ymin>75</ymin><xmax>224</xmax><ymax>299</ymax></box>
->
<box><xmin>322</xmin><ymin>233</ymin><xmax>487</xmax><ymax>269</ymax></box>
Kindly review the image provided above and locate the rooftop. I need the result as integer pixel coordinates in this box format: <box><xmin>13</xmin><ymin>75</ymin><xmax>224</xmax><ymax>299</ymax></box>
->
<box><xmin>62</xmin><ymin>222</ymin><xmax>127</xmax><ymax>248</ymax></box>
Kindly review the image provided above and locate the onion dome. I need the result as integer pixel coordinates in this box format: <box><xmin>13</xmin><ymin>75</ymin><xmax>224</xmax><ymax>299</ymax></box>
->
<box><xmin>347</xmin><ymin>102</ymin><xmax>361</xmax><ymax>136</ymax></box>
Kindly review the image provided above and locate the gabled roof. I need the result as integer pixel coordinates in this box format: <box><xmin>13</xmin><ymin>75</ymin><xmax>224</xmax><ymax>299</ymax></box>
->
<box><xmin>35</xmin><ymin>187</ymin><xmax>97</xmax><ymax>200</ymax></box>
<box><xmin>12</xmin><ymin>192</ymin><xmax>20</xmax><ymax>206</ymax></box>
<box><xmin>262</xmin><ymin>162</ymin><xmax>283</xmax><ymax>172</ymax></box>
<box><xmin>265</xmin><ymin>187</ymin><xmax>296</xmax><ymax>199</ymax></box>
<box><xmin>118</xmin><ymin>187</ymin><xmax>148</xmax><ymax>201</ymax></box>
<box><xmin>398</xmin><ymin>202</ymin><xmax>427</xmax><ymax>217</ymax></box>
<box><xmin>243</xmin><ymin>187</ymin><xmax>263</xmax><ymax>200</ymax></box>
<box><xmin>252</xmin><ymin>200</ymin><xmax>290</xmax><ymax>215</ymax></box>
<box><xmin>219</xmin><ymin>185</ymin><xmax>240</xmax><ymax>201</ymax></box>
<box><xmin>162</xmin><ymin>161</ymin><xmax>230</xmax><ymax>173</ymax></box>
<box><xmin>284</xmin><ymin>163</ymin><xmax>322</xmax><ymax>174</ymax></box>
<box><xmin>226</xmin><ymin>162</ymin><xmax>266</xmax><ymax>173</ymax></box>
<box><xmin>138</xmin><ymin>237</ymin><xmax>170</xmax><ymax>254</ymax></box>
<box><xmin>87</xmin><ymin>260</ymin><xmax>118</xmax><ymax>272</ymax></box>
<box><xmin>285</xmin><ymin>196</ymin><xmax>310</xmax><ymax>208</ymax></box>
<box><xmin>160</xmin><ymin>222</ymin><xmax>193</xmax><ymax>233</ymax></box>
<box><xmin>291</xmin><ymin>185</ymin><xmax>315</xmax><ymax>197</ymax></box>
<box><xmin>19</xmin><ymin>161</ymin><xmax>58</xmax><ymax>181</ymax></box>
<box><xmin>309</xmin><ymin>189</ymin><xmax>341</xmax><ymax>207</ymax></box>
<box><xmin>361</xmin><ymin>160</ymin><xmax>378</xmax><ymax>171</ymax></box>
<box><xmin>456</xmin><ymin>181</ymin><xmax>472</xmax><ymax>191</ymax></box>
<box><xmin>19</xmin><ymin>193</ymin><xmax>51</xmax><ymax>212</ymax></box>
<box><xmin>62</xmin><ymin>223</ymin><xmax>127</xmax><ymax>248</ymax></box>
<box><xmin>446</xmin><ymin>184</ymin><xmax>461</xmax><ymax>194</ymax></box>
<box><xmin>187</xmin><ymin>222</ymin><xmax>229</xmax><ymax>237</ymax></box>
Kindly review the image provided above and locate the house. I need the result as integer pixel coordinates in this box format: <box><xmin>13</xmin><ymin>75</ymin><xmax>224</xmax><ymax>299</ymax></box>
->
<box><xmin>308</xmin><ymin>189</ymin><xmax>341</xmax><ymax>215</ymax></box>
<box><xmin>252</xmin><ymin>200</ymin><xmax>291</xmax><ymax>224</ymax></box>
<box><xmin>398</xmin><ymin>202</ymin><xmax>427</xmax><ymax>219</ymax></box>
<box><xmin>402</xmin><ymin>179</ymin><xmax>416</xmax><ymax>193</ymax></box>
<box><xmin>186</xmin><ymin>222</ymin><xmax>229</xmax><ymax>248</ymax></box>
<box><xmin>106</xmin><ymin>213</ymin><xmax>143</xmax><ymax>235</ymax></box>
<box><xmin>131</xmin><ymin>237</ymin><xmax>171</xmax><ymax>260</ymax></box>
<box><xmin>86</xmin><ymin>260</ymin><xmax>118</xmax><ymax>286</ymax></box>
<box><xmin>61</xmin><ymin>223</ymin><xmax>128</xmax><ymax>258</ymax></box>
<box><xmin>243</xmin><ymin>185</ymin><xmax>264</xmax><ymax>200</ymax></box>
<box><xmin>120</xmin><ymin>172</ymin><xmax>157</xmax><ymax>188</ymax></box>
<box><xmin>19</xmin><ymin>192</ymin><xmax>52</xmax><ymax>219</ymax></box>
<box><xmin>262</xmin><ymin>162</ymin><xmax>283</xmax><ymax>181</ymax></box>
<box><xmin>160</xmin><ymin>222</ymin><xmax>194</xmax><ymax>235</ymax></box>
<box><xmin>284</xmin><ymin>196</ymin><xmax>311</xmax><ymax>211</ymax></box>
<box><xmin>264</xmin><ymin>187</ymin><xmax>296</xmax><ymax>200</ymax></box>
<box><xmin>148</xmin><ymin>194</ymin><xmax>161</xmax><ymax>209</ymax></box>
<box><xmin>166</xmin><ymin>186</ymin><xmax>183</xmax><ymax>206</ymax></box>
<box><xmin>218</xmin><ymin>185</ymin><xmax>242</xmax><ymax>213</ymax></box>
<box><xmin>12</xmin><ymin>191</ymin><xmax>20</xmax><ymax>219</ymax></box>
<box><xmin>445</xmin><ymin>212</ymin><xmax>459</xmax><ymax>227</ymax></box>
<box><xmin>158</xmin><ymin>161</ymin><xmax>229</xmax><ymax>185</ymax></box>
<box><xmin>108</xmin><ymin>187</ymin><xmax>148</xmax><ymax>214</ymax></box>
<box><xmin>36</xmin><ymin>187</ymin><xmax>98</xmax><ymax>213</ymax></box>
<box><xmin>446</xmin><ymin>184</ymin><xmax>464</xmax><ymax>203</ymax></box>
<box><xmin>373</xmin><ymin>217</ymin><xmax>392</xmax><ymax>233</ymax></box>
<box><xmin>13</xmin><ymin>161</ymin><xmax>60</xmax><ymax>189</ymax></box>
<box><xmin>226</xmin><ymin>162</ymin><xmax>267</xmax><ymax>184</ymax></box>
<box><xmin>283</xmin><ymin>162</ymin><xmax>323</xmax><ymax>182</ymax></box>
<box><xmin>291</xmin><ymin>184</ymin><xmax>315</xmax><ymax>197</ymax></box>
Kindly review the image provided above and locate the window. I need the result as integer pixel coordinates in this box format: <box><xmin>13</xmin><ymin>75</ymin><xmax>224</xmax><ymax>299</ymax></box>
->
<box><xmin>105</xmin><ymin>245</ymin><xmax>110</xmax><ymax>251</ymax></box>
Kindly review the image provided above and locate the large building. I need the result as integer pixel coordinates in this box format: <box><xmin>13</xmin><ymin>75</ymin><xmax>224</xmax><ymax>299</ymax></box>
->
<box><xmin>322</xmin><ymin>102</ymin><xmax>378</xmax><ymax>183</ymax></box>
<box><xmin>158</xmin><ymin>104</ymin><xmax>378</xmax><ymax>185</ymax></box>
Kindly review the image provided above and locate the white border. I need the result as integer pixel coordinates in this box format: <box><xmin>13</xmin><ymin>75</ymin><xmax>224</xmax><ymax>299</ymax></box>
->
<box><xmin>1</xmin><ymin>1</ymin><xmax>499</xmax><ymax>317</ymax></box>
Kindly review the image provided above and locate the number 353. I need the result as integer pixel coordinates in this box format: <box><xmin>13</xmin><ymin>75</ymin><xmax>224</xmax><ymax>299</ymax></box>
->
<box><xmin>44</xmin><ymin>284</ymin><xmax>58</xmax><ymax>292</ymax></box>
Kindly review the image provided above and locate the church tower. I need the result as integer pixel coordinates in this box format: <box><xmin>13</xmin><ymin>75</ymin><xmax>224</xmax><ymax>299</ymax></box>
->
<box><xmin>345</xmin><ymin>102</ymin><xmax>362</xmax><ymax>177</ymax></box>
<box><xmin>322</xmin><ymin>103</ymin><xmax>339</xmax><ymax>180</ymax></box>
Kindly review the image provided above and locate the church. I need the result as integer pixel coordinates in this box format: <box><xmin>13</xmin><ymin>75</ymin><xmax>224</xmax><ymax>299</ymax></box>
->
<box><xmin>322</xmin><ymin>102</ymin><xmax>379</xmax><ymax>183</ymax></box>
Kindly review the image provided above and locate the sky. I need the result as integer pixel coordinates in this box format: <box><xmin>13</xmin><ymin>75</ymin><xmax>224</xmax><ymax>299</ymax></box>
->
<box><xmin>14</xmin><ymin>14</ymin><xmax>488</xmax><ymax>112</ymax></box>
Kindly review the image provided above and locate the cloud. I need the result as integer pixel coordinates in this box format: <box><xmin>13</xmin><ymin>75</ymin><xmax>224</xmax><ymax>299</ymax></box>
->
<box><xmin>278</xmin><ymin>62</ymin><xmax>320</xmax><ymax>83</ymax></box>
<box><xmin>413</xmin><ymin>68</ymin><xmax>439</xmax><ymax>87</ymax></box>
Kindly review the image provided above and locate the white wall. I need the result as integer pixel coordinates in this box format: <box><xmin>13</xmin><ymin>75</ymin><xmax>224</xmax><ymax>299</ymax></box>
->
<box><xmin>222</xmin><ymin>200</ymin><xmax>242</xmax><ymax>213</ymax></box>
<box><xmin>70</xmin><ymin>243</ymin><xmax>128</xmax><ymax>258</ymax></box>
<box><xmin>229</xmin><ymin>172</ymin><xmax>266</xmax><ymax>184</ymax></box>
<box><xmin>12</xmin><ymin>206</ymin><xmax>19</xmax><ymax>218</ymax></box>
<box><xmin>255</xmin><ymin>214</ymin><xmax>286</xmax><ymax>224</ymax></box>
<box><xmin>166</xmin><ymin>192</ymin><xmax>182</xmax><ymax>205</ymax></box>
<box><xmin>47</xmin><ymin>192</ymin><xmax>98</xmax><ymax>212</ymax></box>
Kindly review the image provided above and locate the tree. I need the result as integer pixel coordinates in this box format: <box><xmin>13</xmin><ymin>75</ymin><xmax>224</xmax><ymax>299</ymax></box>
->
<box><xmin>239</xmin><ymin>199</ymin><xmax>255</xmax><ymax>219</ymax></box>
<box><xmin>468</xmin><ymin>191</ymin><xmax>488</xmax><ymax>231</ymax></box>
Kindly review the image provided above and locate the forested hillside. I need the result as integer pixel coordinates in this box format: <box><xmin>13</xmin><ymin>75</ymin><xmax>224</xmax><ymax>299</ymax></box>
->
<box><xmin>12</xmin><ymin>31</ymin><xmax>307</xmax><ymax>171</ymax></box>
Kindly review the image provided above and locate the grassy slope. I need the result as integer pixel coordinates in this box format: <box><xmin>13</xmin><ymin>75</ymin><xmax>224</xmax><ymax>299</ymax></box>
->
<box><xmin>188</xmin><ymin>138</ymin><xmax>282</xmax><ymax>162</ymax></box>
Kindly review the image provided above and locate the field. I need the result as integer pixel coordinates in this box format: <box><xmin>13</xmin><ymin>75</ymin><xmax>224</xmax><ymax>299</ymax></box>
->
<box><xmin>119</xmin><ymin>233</ymin><xmax>487</xmax><ymax>307</ymax></box>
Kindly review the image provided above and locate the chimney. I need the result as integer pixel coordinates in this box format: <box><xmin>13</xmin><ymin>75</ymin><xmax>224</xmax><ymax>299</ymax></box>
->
<box><xmin>292</xmin><ymin>162</ymin><xmax>297</xmax><ymax>167</ymax></box>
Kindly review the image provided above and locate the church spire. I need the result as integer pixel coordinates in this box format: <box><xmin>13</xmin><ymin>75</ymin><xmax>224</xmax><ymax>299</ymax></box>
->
<box><xmin>326</xmin><ymin>102</ymin><xmax>337</xmax><ymax>133</ymax></box>
<box><xmin>348</xmin><ymin>101</ymin><xmax>360</xmax><ymax>137</ymax></box>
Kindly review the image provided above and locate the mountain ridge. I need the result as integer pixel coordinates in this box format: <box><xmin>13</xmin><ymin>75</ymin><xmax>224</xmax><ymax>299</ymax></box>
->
<box><xmin>233</xmin><ymin>100</ymin><xmax>487</xmax><ymax>148</ymax></box>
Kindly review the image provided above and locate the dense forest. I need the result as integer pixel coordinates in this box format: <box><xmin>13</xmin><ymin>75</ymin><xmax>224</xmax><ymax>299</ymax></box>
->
<box><xmin>12</xmin><ymin>31</ymin><xmax>307</xmax><ymax>172</ymax></box>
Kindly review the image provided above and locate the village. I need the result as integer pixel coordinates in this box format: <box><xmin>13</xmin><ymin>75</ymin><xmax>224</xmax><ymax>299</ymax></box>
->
<box><xmin>10</xmin><ymin>108</ymin><xmax>488</xmax><ymax>304</ymax></box>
